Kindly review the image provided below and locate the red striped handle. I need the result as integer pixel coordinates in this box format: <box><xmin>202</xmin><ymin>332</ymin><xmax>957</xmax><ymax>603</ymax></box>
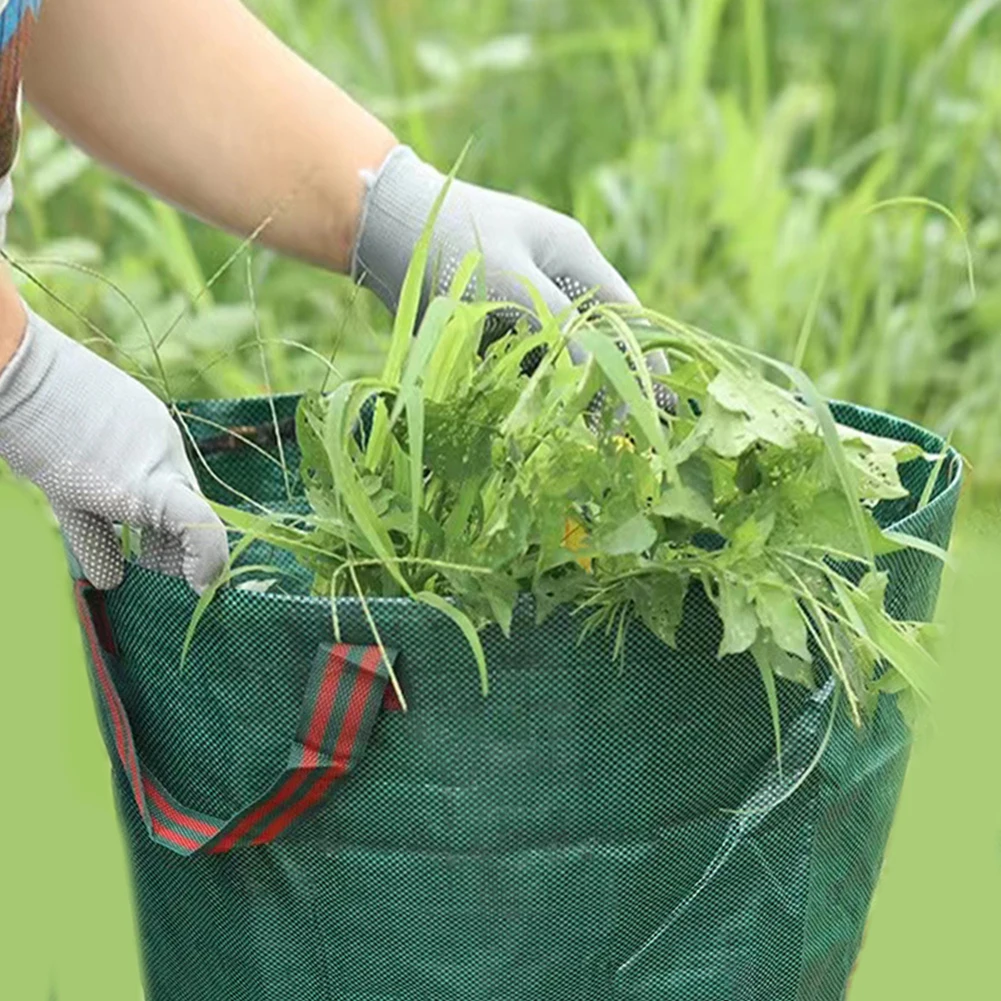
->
<box><xmin>74</xmin><ymin>580</ymin><xmax>397</xmax><ymax>856</ymax></box>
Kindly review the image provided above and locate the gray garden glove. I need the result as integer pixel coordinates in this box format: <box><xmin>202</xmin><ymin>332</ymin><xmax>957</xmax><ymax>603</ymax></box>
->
<box><xmin>0</xmin><ymin>305</ymin><xmax>229</xmax><ymax>592</ymax></box>
<box><xmin>352</xmin><ymin>145</ymin><xmax>672</xmax><ymax>406</ymax></box>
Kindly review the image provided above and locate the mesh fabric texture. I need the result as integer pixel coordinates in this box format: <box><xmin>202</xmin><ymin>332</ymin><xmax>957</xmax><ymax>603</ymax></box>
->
<box><xmin>85</xmin><ymin>393</ymin><xmax>961</xmax><ymax>1001</ymax></box>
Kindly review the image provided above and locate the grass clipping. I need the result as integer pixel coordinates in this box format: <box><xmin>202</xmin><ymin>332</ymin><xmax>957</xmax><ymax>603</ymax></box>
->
<box><xmin>214</xmin><ymin>258</ymin><xmax>946</xmax><ymax>741</ymax></box>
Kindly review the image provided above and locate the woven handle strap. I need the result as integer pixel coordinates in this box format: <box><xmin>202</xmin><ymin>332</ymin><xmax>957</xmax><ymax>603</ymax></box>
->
<box><xmin>74</xmin><ymin>580</ymin><xmax>396</xmax><ymax>857</ymax></box>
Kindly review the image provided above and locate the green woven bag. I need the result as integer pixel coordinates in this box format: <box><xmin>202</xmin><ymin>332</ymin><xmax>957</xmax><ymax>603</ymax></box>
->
<box><xmin>73</xmin><ymin>393</ymin><xmax>960</xmax><ymax>1001</ymax></box>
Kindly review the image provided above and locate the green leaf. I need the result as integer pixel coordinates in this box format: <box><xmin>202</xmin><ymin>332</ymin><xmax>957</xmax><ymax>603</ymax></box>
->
<box><xmin>424</xmin><ymin>398</ymin><xmax>497</xmax><ymax>480</ymax></box>
<box><xmin>448</xmin><ymin>249</ymin><xmax>484</xmax><ymax>301</ymax></box>
<box><xmin>896</xmin><ymin>687</ymin><xmax>921</xmax><ymax>728</ymax></box>
<box><xmin>833</xmin><ymin>575</ymin><xmax>936</xmax><ymax>702</ymax></box>
<box><xmin>750</xmin><ymin>631</ymin><xmax>815</xmax><ymax>688</ymax></box>
<box><xmin>443</xmin><ymin>476</ymin><xmax>484</xmax><ymax>547</ymax></box>
<box><xmin>735</xmin><ymin>450</ymin><xmax>763</xmax><ymax>492</ymax></box>
<box><xmin>362</xmin><ymin>396</ymin><xmax>392</xmax><ymax>471</ymax></box>
<box><xmin>699</xmin><ymin>399</ymin><xmax>759</xmax><ymax>458</ymax></box>
<box><xmin>532</xmin><ymin>566</ymin><xmax>590</xmax><ymax>624</ymax></box>
<box><xmin>713</xmin><ymin>577</ymin><xmax>759</xmax><ymax>656</ymax></box>
<box><xmin>415</xmin><ymin>591</ymin><xmax>490</xmax><ymax>695</ymax></box>
<box><xmin>630</xmin><ymin>574</ymin><xmax>688</xmax><ymax>648</ymax></box>
<box><xmin>151</xmin><ymin>200</ymin><xmax>209</xmax><ymax>307</ymax></box>
<box><xmin>652</xmin><ymin>478</ymin><xmax>716</xmax><ymax>528</ymax></box>
<box><xmin>764</xmin><ymin>358</ymin><xmax>876</xmax><ymax>566</ymax></box>
<box><xmin>837</xmin><ymin>432</ymin><xmax>911</xmax><ymax>501</ymax></box>
<box><xmin>661</xmin><ymin>358</ymin><xmax>714</xmax><ymax>404</ymax></box>
<box><xmin>477</xmin><ymin>489</ymin><xmax>533</xmax><ymax>567</ymax></box>
<box><xmin>832</xmin><ymin>620</ymin><xmax>877</xmax><ymax>711</ymax></box>
<box><xmin>774</xmin><ymin>649</ymin><xmax>815</xmax><ymax>688</ymax></box>
<box><xmin>480</xmin><ymin>573</ymin><xmax>519</xmax><ymax>637</ymax></box>
<box><xmin>881</xmin><ymin>530</ymin><xmax>951</xmax><ymax>564</ymax></box>
<box><xmin>489</xmin><ymin>330</ymin><xmax>557</xmax><ymax>385</ymax></box>
<box><xmin>917</xmin><ymin>435</ymin><xmax>953</xmax><ymax>511</ymax></box>
<box><xmin>593</xmin><ymin>513</ymin><xmax>658</xmax><ymax>556</ymax></box>
<box><xmin>874</xmin><ymin>668</ymin><xmax>909</xmax><ymax>695</ymax></box>
<box><xmin>211</xmin><ymin>503</ymin><xmax>319</xmax><ymax>562</ymax></box>
<box><xmin>794</xmin><ymin>489</ymin><xmax>898</xmax><ymax>559</ymax></box>
<box><xmin>753</xmin><ymin>581</ymin><xmax>810</xmax><ymax>660</ymax></box>
<box><xmin>422</xmin><ymin>301</ymin><xmax>496</xmax><ymax>403</ymax></box>
<box><xmin>704</xmin><ymin>369</ymin><xmax>815</xmax><ymax>456</ymax></box>
<box><xmin>389</xmin><ymin>437</ymin><xmax>411</xmax><ymax>501</ymax></box>
<box><xmin>729</xmin><ymin>512</ymin><xmax>776</xmax><ymax>558</ymax></box>
<box><xmin>858</xmin><ymin>569</ymin><xmax>889</xmax><ymax>606</ymax></box>
<box><xmin>296</xmin><ymin>392</ymin><xmax>333</xmax><ymax>491</ymax></box>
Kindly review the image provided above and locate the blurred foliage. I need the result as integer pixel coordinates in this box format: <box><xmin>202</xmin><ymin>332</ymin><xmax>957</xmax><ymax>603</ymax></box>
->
<box><xmin>7</xmin><ymin>0</ymin><xmax>1001</xmax><ymax>491</ymax></box>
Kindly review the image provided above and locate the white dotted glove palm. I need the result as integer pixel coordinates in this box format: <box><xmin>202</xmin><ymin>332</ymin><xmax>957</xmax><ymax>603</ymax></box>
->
<box><xmin>0</xmin><ymin>306</ymin><xmax>229</xmax><ymax>592</ymax></box>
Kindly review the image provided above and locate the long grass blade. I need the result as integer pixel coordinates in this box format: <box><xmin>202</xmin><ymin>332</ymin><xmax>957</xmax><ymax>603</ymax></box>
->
<box><xmin>756</xmin><ymin>656</ymin><xmax>783</xmax><ymax>777</ymax></box>
<box><xmin>180</xmin><ymin>534</ymin><xmax>257</xmax><ymax>671</ymax></box>
<box><xmin>404</xmin><ymin>387</ymin><xmax>425</xmax><ymax>548</ymax></box>
<box><xmin>246</xmin><ymin>254</ymin><xmax>292</xmax><ymax>502</ymax></box>
<box><xmin>917</xmin><ymin>433</ymin><xmax>955</xmax><ymax>511</ymax></box>
<box><xmin>323</xmin><ymin>382</ymin><xmax>411</xmax><ymax>591</ymax></box>
<box><xmin>347</xmin><ymin>560</ymin><xmax>408</xmax><ymax>712</ymax></box>
<box><xmin>864</xmin><ymin>198</ymin><xmax>976</xmax><ymax>298</ymax></box>
<box><xmin>571</xmin><ymin>325</ymin><xmax>667</xmax><ymax>455</ymax></box>
<box><xmin>415</xmin><ymin>591</ymin><xmax>490</xmax><ymax>695</ymax></box>
<box><xmin>383</xmin><ymin>140</ymin><xmax>473</xmax><ymax>385</ymax></box>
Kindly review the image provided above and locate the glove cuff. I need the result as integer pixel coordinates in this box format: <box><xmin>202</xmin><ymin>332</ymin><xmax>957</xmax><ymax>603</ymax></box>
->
<box><xmin>350</xmin><ymin>145</ymin><xmax>447</xmax><ymax>314</ymax></box>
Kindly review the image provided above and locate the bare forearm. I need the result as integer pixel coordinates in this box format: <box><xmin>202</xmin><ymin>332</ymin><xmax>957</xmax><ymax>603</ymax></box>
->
<box><xmin>23</xmin><ymin>0</ymin><xmax>397</xmax><ymax>273</ymax></box>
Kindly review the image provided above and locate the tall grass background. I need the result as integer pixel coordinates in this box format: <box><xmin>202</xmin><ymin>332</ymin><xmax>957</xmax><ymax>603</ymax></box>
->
<box><xmin>6</xmin><ymin>0</ymin><xmax>1001</xmax><ymax>492</ymax></box>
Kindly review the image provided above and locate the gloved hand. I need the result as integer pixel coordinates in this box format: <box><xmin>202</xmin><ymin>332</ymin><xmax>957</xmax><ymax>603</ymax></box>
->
<box><xmin>352</xmin><ymin>146</ymin><xmax>672</xmax><ymax>407</ymax></box>
<box><xmin>0</xmin><ymin>305</ymin><xmax>229</xmax><ymax>593</ymax></box>
<box><xmin>352</xmin><ymin>145</ymin><xmax>642</xmax><ymax>330</ymax></box>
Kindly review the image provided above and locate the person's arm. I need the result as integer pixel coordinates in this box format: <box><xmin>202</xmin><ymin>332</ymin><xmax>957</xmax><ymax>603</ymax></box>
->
<box><xmin>22</xmin><ymin>0</ymin><xmax>643</xmax><ymax>328</ymax></box>
<box><xmin>23</xmin><ymin>0</ymin><xmax>397</xmax><ymax>273</ymax></box>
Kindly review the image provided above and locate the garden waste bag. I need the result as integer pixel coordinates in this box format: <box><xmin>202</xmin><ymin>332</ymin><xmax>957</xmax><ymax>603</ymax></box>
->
<box><xmin>72</xmin><ymin>392</ymin><xmax>961</xmax><ymax>1001</ymax></box>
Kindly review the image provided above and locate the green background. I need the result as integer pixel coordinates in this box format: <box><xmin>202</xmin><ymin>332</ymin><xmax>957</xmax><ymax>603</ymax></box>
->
<box><xmin>2</xmin><ymin>478</ymin><xmax>999</xmax><ymax>999</ymax></box>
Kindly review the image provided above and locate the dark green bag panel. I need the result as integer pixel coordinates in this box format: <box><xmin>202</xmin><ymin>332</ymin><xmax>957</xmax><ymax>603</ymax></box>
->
<box><xmin>76</xmin><ymin>394</ymin><xmax>960</xmax><ymax>1001</ymax></box>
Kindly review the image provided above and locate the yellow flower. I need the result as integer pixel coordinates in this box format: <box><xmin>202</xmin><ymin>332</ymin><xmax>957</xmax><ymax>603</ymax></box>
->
<box><xmin>563</xmin><ymin>516</ymin><xmax>593</xmax><ymax>572</ymax></box>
